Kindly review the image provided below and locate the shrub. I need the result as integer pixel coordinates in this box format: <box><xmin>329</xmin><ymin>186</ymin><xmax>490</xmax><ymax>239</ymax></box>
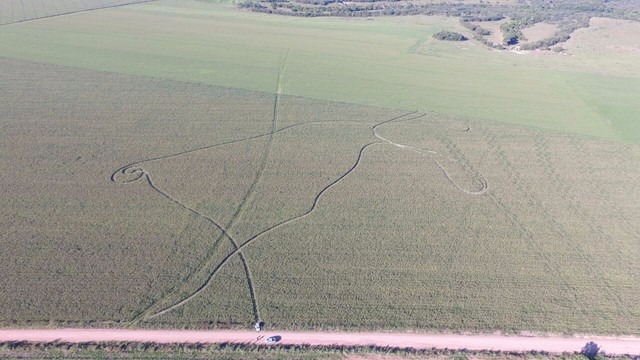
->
<box><xmin>433</xmin><ymin>31</ymin><xmax>468</xmax><ymax>41</ymax></box>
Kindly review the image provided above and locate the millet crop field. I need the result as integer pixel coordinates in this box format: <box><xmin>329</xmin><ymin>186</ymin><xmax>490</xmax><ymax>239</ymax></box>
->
<box><xmin>1</xmin><ymin>0</ymin><xmax>639</xmax><ymax>336</ymax></box>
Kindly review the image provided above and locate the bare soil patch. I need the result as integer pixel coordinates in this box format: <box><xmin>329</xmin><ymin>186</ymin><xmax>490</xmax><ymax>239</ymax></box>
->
<box><xmin>564</xmin><ymin>17</ymin><xmax>640</xmax><ymax>56</ymax></box>
<box><xmin>521</xmin><ymin>23</ymin><xmax>559</xmax><ymax>43</ymax></box>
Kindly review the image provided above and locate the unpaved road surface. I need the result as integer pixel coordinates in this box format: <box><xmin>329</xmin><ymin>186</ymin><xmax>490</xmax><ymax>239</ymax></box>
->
<box><xmin>1</xmin><ymin>329</ymin><xmax>640</xmax><ymax>355</ymax></box>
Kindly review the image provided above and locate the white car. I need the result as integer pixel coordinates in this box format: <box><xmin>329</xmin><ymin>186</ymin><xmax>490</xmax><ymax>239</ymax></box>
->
<box><xmin>265</xmin><ymin>336</ymin><xmax>279</xmax><ymax>344</ymax></box>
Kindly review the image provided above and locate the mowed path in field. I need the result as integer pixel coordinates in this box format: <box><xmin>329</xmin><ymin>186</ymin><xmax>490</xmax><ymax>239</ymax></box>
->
<box><xmin>1</xmin><ymin>329</ymin><xmax>640</xmax><ymax>355</ymax></box>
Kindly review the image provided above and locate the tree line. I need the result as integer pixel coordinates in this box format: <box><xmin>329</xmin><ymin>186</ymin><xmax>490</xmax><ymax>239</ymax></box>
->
<box><xmin>239</xmin><ymin>0</ymin><xmax>640</xmax><ymax>50</ymax></box>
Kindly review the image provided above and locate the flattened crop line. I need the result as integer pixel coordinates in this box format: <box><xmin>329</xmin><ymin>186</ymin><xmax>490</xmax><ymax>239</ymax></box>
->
<box><xmin>432</xmin><ymin>129</ymin><xmax>489</xmax><ymax>195</ymax></box>
<box><xmin>373</xmin><ymin>111</ymin><xmax>488</xmax><ymax>195</ymax></box>
<box><xmin>407</xmin><ymin>34</ymin><xmax>434</xmax><ymax>55</ymax></box>
<box><xmin>276</xmin><ymin>48</ymin><xmax>290</xmax><ymax>97</ymax></box>
<box><xmin>430</xmin><ymin>154</ymin><xmax>488</xmax><ymax>195</ymax></box>
<box><xmin>116</xmin><ymin>108</ymin><xmax>483</xmax><ymax>321</ymax></box>
<box><xmin>145</xmin><ymin>51</ymin><xmax>292</xmax><ymax>323</ymax></box>
<box><xmin>0</xmin><ymin>0</ymin><xmax>157</xmax><ymax>27</ymax></box>
<box><xmin>112</xmin><ymin>120</ymin><xmax>365</xmax><ymax>322</ymax></box>
<box><xmin>145</xmin><ymin>141</ymin><xmax>382</xmax><ymax>320</ymax></box>
<box><xmin>477</xmin><ymin>126</ymin><xmax>590</xmax><ymax>310</ymax></box>
<box><xmin>121</xmin><ymin>170</ymin><xmax>255</xmax><ymax>323</ymax></box>
<box><xmin>218</xmin><ymin>47</ymin><xmax>289</xmax><ymax>242</ymax></box>
<box><xmin>540</xmin><ymin>133</ymin><xmax>635</xmax><ymax>317</ymax></box>
<box><xmin>111</xmin><ymin>120</ymin><xmax>364</xmax><ymax>183</ymax></box>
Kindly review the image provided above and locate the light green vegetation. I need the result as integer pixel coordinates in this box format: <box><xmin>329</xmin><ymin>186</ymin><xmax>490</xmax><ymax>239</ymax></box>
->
<box><xmin>0</xmin><ymin>0</ymin><xmax>639</xmax><ymax>142</ymax></box>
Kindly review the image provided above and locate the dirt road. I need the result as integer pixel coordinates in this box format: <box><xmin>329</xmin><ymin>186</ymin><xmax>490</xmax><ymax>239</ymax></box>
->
<box><xmin>1</xmin><ymin>329</ymin><xmax>640</xmax><ymax>355</ymax></box>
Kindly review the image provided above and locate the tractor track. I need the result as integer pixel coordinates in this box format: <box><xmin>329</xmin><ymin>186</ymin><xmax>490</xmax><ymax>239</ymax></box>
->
<box><xmin>373</xmin><ymin>111</ymin><xmax>488</xmax><ymax>195</ymax></box>
<box><xmin>532</xmin><ymin>131</ymin><xmax>630</xmax><ymax>315</ymax></box>
<box><xmin>142</xmin><ymin>140</ymin><xmax>381</xmax><ymax>320</ymax></box>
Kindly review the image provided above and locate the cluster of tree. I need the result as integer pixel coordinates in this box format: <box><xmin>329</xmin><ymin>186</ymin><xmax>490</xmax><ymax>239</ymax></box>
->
<box><xmin>240</xmin><ymin>0</ymin><xmax>640</xmax><ymax>49</ymax></box>
<box><xmin>0</xmin><ymin>340</ymin><xmax>614</xmax><ymax>360</ymax></box>
<box><xmin>239</xmin><ymin>1</ymin><xmax>512</xmax><ymax>18</ymax></box>
<box><xmin>432</xmin><ymin>31</ymin><xmax>468</xmax><ymax>41</ymax></box>
<box><xmin>460</xmin><ymin>20</ymin><xmax>493</xmax><ymax>36</ymax></box>
<box><xmin>471</xmin><ymin>33</ymin><xmax>505</xmax><ymax>50</ymax></box>
<box><xmin>295</xmin><ymin>0</ymin><xmax>395</xmax><ymax>4</ymax></box>
<box><xmin>519</xmin><ymin>34</ymin><xmax>570</xmax><ymax>50</ymax></box>
<box><xmin>500</xmin><ymin>21</ymin><xmax>526</xmax><ymax>45</ymax></box>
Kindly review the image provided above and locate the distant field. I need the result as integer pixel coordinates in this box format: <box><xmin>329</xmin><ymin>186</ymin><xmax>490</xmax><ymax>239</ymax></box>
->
<box><xmin>2</xmin><ymin>56</ymin><xmax>640</xmax><ymax>335</ymax></box>
<box><xmin>1</xmin><ymin>0</ymin><xmax>640</xmax><ymax>142</ymax></box>
<box><xmin>0</xmin><ymin>0</ymin><xmax>152</xmax><ymax>25</ymax></box>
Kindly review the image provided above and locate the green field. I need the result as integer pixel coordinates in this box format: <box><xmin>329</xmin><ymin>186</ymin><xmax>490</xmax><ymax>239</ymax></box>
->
<box><xmin>1</xmin><ymin>0</ymin><xmax>640</xmax><ymax>142</ymax></box>
<box><xmin>1</xmin><ymin>0</ymin><xmax>640</xmax><ymax>336</ymax></box>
